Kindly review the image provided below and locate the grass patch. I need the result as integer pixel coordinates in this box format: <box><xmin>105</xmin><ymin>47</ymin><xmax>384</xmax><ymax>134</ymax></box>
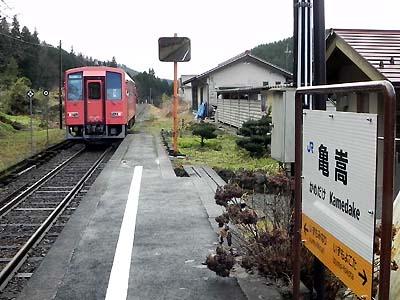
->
<box><xmin>136</xmin><ymin>105</ymin><xmax>279</xmax><ymax>173</ymax></box>
<box><xmin>0</xmin><ymin>128</ymin><xmax>65</xmax><ymax>172</ymax></box>
<box><xmin>0</xmin><ymin>121</ymin><xmax>17</xmax><ymax>136</ymax></box>
<box><xmin>3</xmin><ymin>113</ymin><xmax>43</xmax><ymax>129</ymax></box>
<box><xmin>177</xmin><ymin>134</ymin><xmax>279</xmax><ymax>173</ymax></box>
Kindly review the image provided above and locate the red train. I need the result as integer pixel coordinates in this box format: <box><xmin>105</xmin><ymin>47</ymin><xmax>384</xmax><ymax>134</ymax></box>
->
<box><xmin>64</xmin><ymin>66</ymin><xmax>137</xmax><ymax>140</ymax></box>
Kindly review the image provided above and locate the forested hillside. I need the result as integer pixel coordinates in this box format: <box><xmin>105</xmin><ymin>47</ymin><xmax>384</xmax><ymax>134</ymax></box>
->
<box><xmin>0</xmin><ymin>16</ymin><xmax>120</xmax><ymax>90</ymax></box>
<box><xmin>251</xmin><ymin>37</ymin><xmax>293</xmax><ymax>73</ymax></box>
<box><xmin>0</xmin><ymin>15</ymin><xmax>172</xmax><ymax>114</ymax></box>
<box><xmin>132</xmin><ymin>69</ymin><xmax>172</xmax><ymax>106</ymax></box>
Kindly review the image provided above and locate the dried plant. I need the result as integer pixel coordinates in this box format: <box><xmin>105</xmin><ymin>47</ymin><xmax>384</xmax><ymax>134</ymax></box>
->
<box><xmin>214</xmin><ymin>184</ymin><xmax>244</xmax><ymax>207</ymax></box>
<box><xmin>206</xmin><ymin>246</ymin><xmax>235</xmax><ymax>277</ymax></box>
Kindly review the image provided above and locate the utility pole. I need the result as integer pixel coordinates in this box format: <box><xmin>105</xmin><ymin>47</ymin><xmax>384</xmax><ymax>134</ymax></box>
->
<box><xmin>313</xmin><ymin>0</ymin><xmax>326</xmax><ymax>110</ymax></box>
<box><xmin>149</xmin><ymin>87</ymin><xmax>152</xmax><ymax>105</ymax></box>
<box><xmin>293</xmin><ymin>1</ymin><xmax>326</xmax><ymax>299</ymax></box>
<box><xmin>172</xmin><ymin>33</ymin><xmax>179</xmax><ymax>154</ymax></box>
<box><xmin>59</xmin><ymin>40</ymin><xmax>63</xmax><ymax>129</ymax></box>
<box><xmin>312</xmin><ymin>2</ymin><xmax>326</xmax><ymax>298</ymax></box>
<box><xmin>284</xmin><ymin>44</ymin><xmax>292</xmax><ymax>71</ymax></box>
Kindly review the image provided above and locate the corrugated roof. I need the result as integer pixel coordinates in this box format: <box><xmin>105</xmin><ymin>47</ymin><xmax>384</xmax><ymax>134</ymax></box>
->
<box><xmin>331</xmin><ymin>29</ymin><xmax>400</xmax><ymax>83</ymax></box>
<box><xmin>217</xmin><ymin>83</ymin><xmax>293</xmax><ymax>94</ymax></box>
<box><xmin>183</xmin><ymin>51</ymin><xmax>292</xmax><ymax>85</ymax></box>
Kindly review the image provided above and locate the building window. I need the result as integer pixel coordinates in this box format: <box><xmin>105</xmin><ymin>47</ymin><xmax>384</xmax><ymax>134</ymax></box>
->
<box><xmin>263</xmin><ymin>81</ymin><xmax>269</xmax><ymax>86</ymax></box>
<box><xmin>275</xmin><ymin>81</ymin><xmax>281</xmax><ymax>85</ymax></box>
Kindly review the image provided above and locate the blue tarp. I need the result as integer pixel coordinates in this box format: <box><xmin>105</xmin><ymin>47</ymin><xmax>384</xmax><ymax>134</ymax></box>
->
<box><xmin>196</xmin><ymin>102</ymin><xmax>207</xmax><ymax>119</ymax></box>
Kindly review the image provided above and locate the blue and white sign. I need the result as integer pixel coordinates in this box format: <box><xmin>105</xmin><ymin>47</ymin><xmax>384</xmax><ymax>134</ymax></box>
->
<box><xmin>302</xmin><ymin>110</ymin><xmax>378</xmax><ymax>262</ymax></box>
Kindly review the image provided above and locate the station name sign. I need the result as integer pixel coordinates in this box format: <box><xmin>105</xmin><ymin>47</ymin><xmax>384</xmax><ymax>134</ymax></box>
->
<box><xmin>302</xmin><ymin>110</ymin><xmax>377</xmax><ymax>299</ymax></box>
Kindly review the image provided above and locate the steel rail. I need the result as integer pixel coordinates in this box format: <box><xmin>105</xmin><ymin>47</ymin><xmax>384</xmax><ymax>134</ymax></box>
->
<box><xmin>0</xmin><ymin>148</ymin><xmax>85</xmax><ymax>216</ymax></box>
<box><xmin>0</xmin><ymin>147</ymin><xmax>111</xmax><ymax>290</ymax></box>
<box><xmin>0</xmin><ymin>140</ymin><xmax>74</xmax><ymax>181</ymax></box>
<box><xmin>0</xmin><ymin>184</ymin><xmax>29</xmax><ymax>208</ymax></box>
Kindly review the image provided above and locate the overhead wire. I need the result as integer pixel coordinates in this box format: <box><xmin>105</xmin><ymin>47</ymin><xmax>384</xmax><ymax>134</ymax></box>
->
<box><xmin>0</xmin><ymin>0</ymin><xmax>13</xmax><ymax>19</ymax></box>
<box><xmin>0</xmin><ymin>0</ymin><xmax>11</xmax><ymax>10</ymax></box>
<box><xmin>0</xmin><ymin>31</ymin><xmax>57</xmax><ymax>48</ymax></box>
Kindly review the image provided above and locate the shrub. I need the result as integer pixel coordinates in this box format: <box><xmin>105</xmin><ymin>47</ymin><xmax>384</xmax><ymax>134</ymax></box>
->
<box><xmin>191</xmin><ymin>122</ymin><xmax>217</xmax><ymax>147</ymax></box>
<box><xmin>236</xmin><ymin>114</ymin><xmax>272</xmax><ymax>157</ymax></box>
<box><xmin>6</xmin><ymin>77</ymin><xmax>32</xmax><ymax>115</ymax></box>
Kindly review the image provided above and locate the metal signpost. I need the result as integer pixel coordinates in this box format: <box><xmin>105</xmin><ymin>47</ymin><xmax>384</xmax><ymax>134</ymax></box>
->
<box><xmin>27</xmin><ymin>89</ymin><xmax>35</xmax><ymax>156</ymax></box>
<box><xmin>302</xmin><ymin>110</ymin><xmax>377</xmax><ymax>297</ymax></box>
<box><xmin>43</xmin><ymin>90</ymin><xmax>50</xmax><ymax>147</ymax></box>
<box><xmin>293</xmin><ymin>81</ymin><xmax>396</xmax><ymax>300</ymax></box>
<box><xmin>158</xmin><ymin>35</ymin><xmax>191</xmax><ymax>155</ymax></box>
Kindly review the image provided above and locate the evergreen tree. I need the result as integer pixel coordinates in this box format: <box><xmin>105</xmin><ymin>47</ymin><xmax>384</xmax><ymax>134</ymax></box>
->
<box><xmin>191</xmin><ymin>122</ymin><xmax>217</xmax><ymax>147</ymax></box>
<box><xmin>10</xmin><ymin>15</ymin><xmax>20</xmax><ymax>38</ymax></box>
<box><xmin>7</xmin><ymin>77</ymin><xmax>32</xmax><ymax>114</ymax></box>
<box><xmin>236</xmin><ymin>114</ymin><xmax>272</xmax><ymax>157</ymax></box>
<box><xmin>0</xmin><ymin>57</ymin><xmax>19</xmax><ymax>88</ymax></box>
<box><xmin>20</xmin><ymin>26</ymin><xmax>40</xmax><ymax>87</ymax></box>
<box><xmin>109</xmin><ymin>56</ymin><xmax>117</xmax><ymax>67</ymax></box>
<box><xmin>10</xmin><ymin>15</ymin><xmax>24</xmax><ymax>66</ymax></box>
<box><xmin>133</xmin><ymin>70</ymin><xmax>172</xmax><ymax>107</ymax></box>
<box><xmin>0</xmin><ymin>16</ymin><xmax>141</xmax><ymax>106</ymax></box>
<box><xmin>0</xmin><ymin>17</ymin><xmax>11</xmax><ymax>69</ymax></box>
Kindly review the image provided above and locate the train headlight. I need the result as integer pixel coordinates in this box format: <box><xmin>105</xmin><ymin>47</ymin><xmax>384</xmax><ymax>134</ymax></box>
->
<box><xmin>111</xmin><ymin>112</ymin><xmax>122</xmax><ymax>117</ymax></box>
<box><xmin>67</xmin><ymin>112</ymin><xmax>79</xmax><ymax>118</ymax></box>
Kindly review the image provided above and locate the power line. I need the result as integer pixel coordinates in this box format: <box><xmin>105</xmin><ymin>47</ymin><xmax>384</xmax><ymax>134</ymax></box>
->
<box><xmin>0</xmin><ymin>0</ymin><xmax>11</xmax><ymax>10</ymax></box>
<box><xmin>0</xmin><ymin>0</ymin><xmax>13</xmax><ymax>19</ymax></box>
<box><xmin>0</xmin><ymin>31</ymin><xmax>56</xmax><ymax>48</ymax></box>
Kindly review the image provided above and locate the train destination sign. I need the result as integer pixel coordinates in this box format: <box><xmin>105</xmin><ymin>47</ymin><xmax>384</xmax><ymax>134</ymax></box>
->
<box><xmin>301</xmin><ymin>110</ymin><xmax>377</xmax><ymax>299</ymax></box>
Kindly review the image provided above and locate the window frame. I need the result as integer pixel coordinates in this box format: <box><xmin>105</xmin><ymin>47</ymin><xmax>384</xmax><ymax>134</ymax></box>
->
<box><xmin>87</xmin><ymin>82</ymin><xmax>102</xmax><ymax>100</ymax></box>
<box><xmin>106</xmin><ymin>71</ymin><xmax>122</xmax><ymax>101</ymax></box>
<box><xmin>67</xmin><ymin>72</ymin><xmax>83</xmax><ymax>101</ymax></box>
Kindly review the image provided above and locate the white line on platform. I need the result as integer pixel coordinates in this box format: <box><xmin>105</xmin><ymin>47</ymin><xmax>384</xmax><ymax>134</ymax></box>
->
<box><xmin>105</xmin><ymin>166</ymin><xmax>143</xmax><ymax>300</ymax></box>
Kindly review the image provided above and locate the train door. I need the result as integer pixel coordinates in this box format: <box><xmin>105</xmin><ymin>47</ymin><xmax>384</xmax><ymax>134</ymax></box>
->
<box><xmin>85</xmin><ymin>80</ymin><xmax>104</xmax><ymax>124</ymax></box>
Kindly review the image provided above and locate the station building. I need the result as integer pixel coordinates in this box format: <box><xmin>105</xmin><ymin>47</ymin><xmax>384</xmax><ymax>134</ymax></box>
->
<box><xmin>326</xmin><ymin>28</ymin><xmax>400</xmax><ymax>195</ymax></box>
<box><xmin>182</xmin><ymin>50</ymin><xmax>292</xmax><ymax>118</ymax></box>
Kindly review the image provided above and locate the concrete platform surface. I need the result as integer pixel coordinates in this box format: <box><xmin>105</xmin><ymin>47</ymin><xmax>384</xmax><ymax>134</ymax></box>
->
<box><xmin>17</xmin><ymin>133</ymin><xmax>247</xmax><ymax>300</ymax></box>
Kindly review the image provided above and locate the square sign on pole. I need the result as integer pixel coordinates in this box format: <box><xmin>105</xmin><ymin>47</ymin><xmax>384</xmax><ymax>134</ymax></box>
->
<box><xmin>301</xmin><ymin>110</ymin><xmax>377</xmax><ymax>299</ymax></box>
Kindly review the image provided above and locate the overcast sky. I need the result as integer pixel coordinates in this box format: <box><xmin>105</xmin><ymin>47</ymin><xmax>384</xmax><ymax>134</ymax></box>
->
<box><xmin>3</xmin><ymin>0</ymin><xmax>400</xmax><ymax>79</ymax></box>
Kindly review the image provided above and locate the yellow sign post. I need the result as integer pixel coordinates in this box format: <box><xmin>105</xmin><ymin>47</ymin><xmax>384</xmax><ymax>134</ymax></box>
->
<box><xmin>302</xmin><ymin>214</ymin><xmax>373</xmax><ymax>299</ymax></box>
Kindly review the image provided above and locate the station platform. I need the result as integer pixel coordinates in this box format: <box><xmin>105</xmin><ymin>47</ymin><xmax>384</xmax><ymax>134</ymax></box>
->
<box><xmin>17</xmin><ymin>132</ymin><xmax>254</xmax><ymax>300</ymax></box>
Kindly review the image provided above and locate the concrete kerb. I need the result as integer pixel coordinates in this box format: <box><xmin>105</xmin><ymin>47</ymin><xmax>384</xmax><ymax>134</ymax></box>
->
<box><xmin>182</xmin><ymin>165</ymin><xmax>284</xmax><ymax>300</ymax></box>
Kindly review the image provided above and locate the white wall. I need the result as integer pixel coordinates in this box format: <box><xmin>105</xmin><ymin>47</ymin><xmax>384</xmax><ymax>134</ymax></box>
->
<box><xmin>212</xmin><ymin>62</ymin><xmax>286</xmax><ymax>89</ymax></box>
<box><xmin>206</xmin><ymin>62</ymin><xmax>286</xmax><ymax>105</ymax></box>
<box><xmin>180</xmin><ymin>85</ymin><xmax>192</xmax><ymax>103</ymax></box>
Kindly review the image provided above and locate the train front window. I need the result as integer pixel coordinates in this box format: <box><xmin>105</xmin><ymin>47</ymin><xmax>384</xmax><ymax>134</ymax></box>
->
<box><xmin>106</xmin><ymin>72</ymin><xmax>122</xmax><ymax>100</ymax></box>
<box><xmin>88</xmin><ymin>82</ymin><xmax>101</xmax><ymax>99</ymax></box>
<box><xmin>67</xmin><ymin>73</ymin><xmax>83</xmax><ymax>100</ymax></box>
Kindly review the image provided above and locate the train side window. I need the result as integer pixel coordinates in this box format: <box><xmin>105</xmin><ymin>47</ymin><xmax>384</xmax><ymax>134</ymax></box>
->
<box><xmin>88</xmin><ymin>82</ymin><xmax>101</xmax><ymax>100</ymax></box>
<box><xmin>106</xmin><ymin>72</ymin><xmax>122</xmax><ymax>100</ymax></box>
<box><xmin>67</xmin><ymin>73</ymin><xmax>83</xmax><ymax>100</ymax></box>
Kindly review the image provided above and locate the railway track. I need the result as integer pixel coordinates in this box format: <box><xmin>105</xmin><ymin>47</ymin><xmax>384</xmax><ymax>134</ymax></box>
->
<box><xmin>0</xmin><ymin>145</ymin><xmax>116</xmax><ymax>299</ymax></box>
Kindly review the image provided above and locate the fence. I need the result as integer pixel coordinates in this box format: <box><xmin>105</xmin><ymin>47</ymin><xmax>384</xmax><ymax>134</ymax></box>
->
<box><xmin>216</xmin><ymin>98</ymin><xmax>263</xmax><ymax>128</ymax></box>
